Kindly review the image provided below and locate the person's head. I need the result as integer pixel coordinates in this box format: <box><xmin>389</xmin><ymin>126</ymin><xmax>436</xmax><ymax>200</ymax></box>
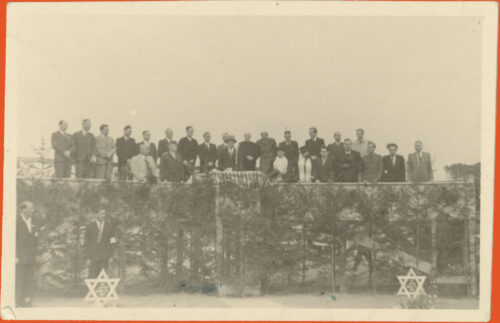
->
<box><xmin>284</xmin><ymin>130</ymin><xmax>291</xmax><ymax>141</ymax></box>
<box><xmin>169</xmin><ymin>142</ymin><xmax>177</xmax><ymax>153</ymax></box>
<box><xmin>277</xmin><ymin>149</ymin><xmax>285</xmax><ymax>158</ymax></box>
<box><xmin>356</xmin><ymin>128</ymin><xmax>364</xmax><ymax>141</ymax></box>
<box><xmin>138</xmin><ymin>143</ymin><xmax>148</xmax><ymax>156</ymax></box>
<box><xmin>165</xmin><ymin>128</ymin><xmax>173</xmax><ymax>139</ymax></box>
<box><xmin>100</xmin><ymin>124</ymin><xmax>109</xmax><ymax>136</ymax></box>
<box><xmin>387</xmin><ymin>143</ymin><xmax>398</xmax><ymax>156</ymax></box>
<box><xmin>367</xmin><ymin>141</ymin><xmax>376</xmax><ymax>154</ymax></box>
<box><xmin>222</xmin><ymin>132</ymin><xmax>229</xmax><ymax>142</ymax></box>
<box><xmin>344</xmin><ymin>138</ymin><xmax>352</xmax><ymax>150</ymax></box>
<box><xmin>82</xmin><ymin>119</ymin><xmax>91</xmax><ymax>131</ymax></box>
<box><xmin>300</xmin><ymin>146</ymin><xmax>310</xmax><ymax>158</ymax></box>
<box><xmin>334</xmin><ymin>131</ymin><xmax>341</xmax><ymax>142</ymax></box>
<box><xmin>203</xmin><ymin>132</ymin><xmax>211</xmax><ymax>143</ymax></box>
<box><xmin>123</xmin><ymin>125</ymin><xmax>132</xmax><ymax>137</ymax></box>
<box><xmin>309</xmin><ymin>127</ymin><xmax>317</xmax><ymax>139</ymax></box>
<box><xmin>225</xmin><ymin>136</ymin><xmax>236</xmax><ymax>148</ymax></box>
<box><xmin>143</xmin><ymin>130</ymin><xmax>151</xmax><ymax>142</ymax></box>
<box><xmin>414</xmin><ymin>140</ymin><xmax>423</xmax><ymax>152</ymax></box>
<box><xmin>186</xmin><ymin>126</ymin><xmax>194</xmax><ymax>137</ymax></box>
<box><xmin>59</xmin><ymin>120</ymin><xmax>68</xmax><ymax>132</ymax></box>
<box><xmin>244</xmin><ymin>132</ymin><xmax>251</xmax><ymax>141</ymax></box>
<box><xmin>320</xmin><ymin>147</ymin><xmax>328</xmax><ymax>158</ymax></box>
<box><xmin>260</xmin><ymin>131</ymin><xmax>268</xmax><ymax>139</ymax></box>
<box><xmin>20</xmin><ymin>201</ymin><xmax>34</xmax><ymax>218</ymax></box>
<box><xmin>96</xmin><ymin>209</ymin><xmax>106</xmax><ymax>222</ymax></box>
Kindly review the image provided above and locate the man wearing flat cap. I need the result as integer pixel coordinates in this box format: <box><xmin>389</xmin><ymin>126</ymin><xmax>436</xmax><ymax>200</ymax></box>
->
<box><xmin>382</xmin><ymin>143</ymin><xmax>406</xmax><ymax>182</ymax></box>
<box><xmin>218</xmin><ymin>135</ymin><xmax>238</xmax><ymax>171</ymax></box>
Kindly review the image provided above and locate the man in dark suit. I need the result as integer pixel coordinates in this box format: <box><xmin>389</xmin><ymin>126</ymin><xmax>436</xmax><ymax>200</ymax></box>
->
<box><xmin>16</xmin><ymin>201</ymin><xmax>38</xmax><ymax>307</ymax></box>
<box><xmin>160</xmin><ymin>142</ymin><xmax>185</xmax><ymax>182</ymax></box>
<box><xmin>157</xmin><ymin>128</ymin><xmax>176</xmax><ymax>160</ymax></box>
<box><xmin>71</xmin><ymin>119</ymin><xmax>96</xmax><ymax>178</ymax></box>
<box><xmin>256</xmin><ymin>131</ymin><xmax>277</xmax><ymax>175</ymax></box>
<box><xmin>327</xmin><ymin>131</ymin><xmax>344</xmax><ymax>160</ymax></box>
<box><xmin>116</xmin><ymin>125</ymin><xmax>137</xmax><ymax>180</ymax></box>
<box><xmin>382</xmin><ymin>143</ymin><xmax>406</xmax><ymax>182</ymax></box>
<box><xmin>313</xmin><ymin>147</ymin><xmax>335</xmax><ymax>183</ymax></box>
<box><xmin>51</xmin><ymin>120</ymin><xmax>72</xmax><ymax>178</ymax></box>
<box><xmin>305</xmin><ymin>127</ymin><xmax>325</xmax><ymax>161</ymax></box>
<box><xmin>218</xmin><ymin>135</ymin><xmax>238</xmax><ymax>171</ymax></box>
<box><xmin>84</xmin><ymin>209</ymin><xmax>117</xmax><ymax>278</ymax></box>
<box><xmin>198</xmin><ymin>132</ymin><xmax>217</xmax><ymax>174</ymax></box>
<box><xmin>335</xmin><ymin>138</ymin><xmax>362</xmax><ymax>183</ymax></box>
<box><xmin>178</xmin><ymin>126</ymin><xmax>198</xmax><ymax>180</ymax></box>
<box><xmin>238</xmin><ymin>132</ymin><xmax>260</xmax><ymax>171</ymax></box>
<box><xmin>137</xmin><ymin>130</ymin><xmax>158</xmax><ymax>162</ymax></box>
<box><xmin>278</xmin><ymin>131</ymin><xmax>299</xmax><ymax>182</ymax></box>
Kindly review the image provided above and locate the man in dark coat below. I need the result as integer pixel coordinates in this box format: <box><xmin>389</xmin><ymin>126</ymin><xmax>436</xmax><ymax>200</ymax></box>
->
<box><xmin>16</xmin><ymin>201</ymin><xmax>38</xmax><ymax>307</ymax></box>
<box><xmin>84</xmin><ymin>209</ymin><xmax>117</xmax><ymax>278</ymax></box>
<box><xmin>238</xmin><ymin>132</ymin><xmax>260</xmax><ymax>171</ymax></box>
<box><xmin>335</xmin><ymin>138</ymin><xmax>362</xmax><ymax>182</ymax></box>
<box><xmin>177</xmin><ymin>126</ymin><xmax>198</xmax><ymax>180</ymax></box>
<box><xmin>313</xmin><ymin>147</ymin><xmax>335</xmax><ymax>183</ymax></box>
<box><xmin>160</xmin><ymin>142</ymin><xmax>186</xmax><ymax>182</ymax></box>
<box><xmin>218</xmin><ymin>135</ymin><xmax>238</xmax><ymax>171</ymax></box>
<box><xmin>71</xmin><ymin>119</ymin><xmax>96</xmax><ymax>178</ymax></box>
<box><xmin>51</xmin><ymin>120</ymin><xmax>73</xmax><ymax>178</ymax></box>
<box><xmin>305</xmin><ymin>127</ymin><xmax>325</xmax><ymax>161</ymax></box>
<box><xmin>198</xmin><ymin>132</ymin><xmax>217</xmax><ymax>174</ymax></box>
<box><xmin>278</xmin><ymin>131</ymin><xmax>299</xmax><ymax>182</ymax></box>
<box><xmin>382</xmin><ymin>143</ymin><xmax>406</xmax><ymax>182</ymax></box>
<box><xmin>115</xmin><ymin>125</ymin><xmax>137</xmax><ymax>180</ymax></box>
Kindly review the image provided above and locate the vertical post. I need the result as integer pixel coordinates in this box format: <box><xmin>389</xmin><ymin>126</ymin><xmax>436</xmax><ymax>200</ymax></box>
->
<box><xmin>430</xmin><ymin>217</ymin><xmax>438</xmax><ymax>295</ymax></box>
<box><xmin>214</xmin><ymin>184</ymin><xmax>225</xmax><ymax>296</ymax></box>
<box><xmin>330</xmin><ymin>226</ymin><xmax>336</xmax><ymax>294</ymax></box>
<box><xmin>467</xmin><ymin>218</ymin><xmax>478</xmax><ymax>297</ymax></box>
<box><xmin>339</xmin><ymin>238</ymin><xmax>347</xmax><ymax>293</ymax></box>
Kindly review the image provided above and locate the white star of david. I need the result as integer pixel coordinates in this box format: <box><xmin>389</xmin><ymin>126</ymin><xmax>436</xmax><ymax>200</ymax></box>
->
<box><xmin>84</xmin><ymin>269</ymin><xmax>120</xmax><ymax>306</ymax></box>
<box><xmin>397</xmin><ymin>268</ymin><xmax>426</xmax><ymax>299</ymax></box>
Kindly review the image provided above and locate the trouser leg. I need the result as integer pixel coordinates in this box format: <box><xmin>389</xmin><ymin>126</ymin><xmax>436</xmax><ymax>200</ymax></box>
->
<box><xmin>95</xmin><ymin>165</ymin><xmax>105</xmax><ymax>179</ymax></box>
<box><xmin>54</xmin><ymin>162</ymin><xmax>64</xmax><ymax>178</ymax></box>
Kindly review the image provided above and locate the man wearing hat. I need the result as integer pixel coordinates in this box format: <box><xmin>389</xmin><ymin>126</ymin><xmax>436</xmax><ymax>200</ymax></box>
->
<box><xmin>382</xmin><ymin>143</ymin><xmax>406</xmax><ymax>182</ymax></box>
<box><xmin>218</xmin><ymin>135</ymin><xmax>238</xmax><ymax>171</ymax></box>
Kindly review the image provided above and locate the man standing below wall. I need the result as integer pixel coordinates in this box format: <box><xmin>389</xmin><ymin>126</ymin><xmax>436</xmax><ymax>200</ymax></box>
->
<box><xmin>407</xmin><ymin>140</ymin><xmax>433</xmax><ymax>182</ymax></box>
<box><xmin>84</xmin><ymin>209</ymin><xmax>117</xmax><ymax>278</ymax></box>
<box><xmin>51</xmin><ymin>120</ymin><xmax>72</xmax><ymax>178</ymax></box>
<box><xmin>72</xmin><ymin>119</ymin><xmax>96</xmax><ymax>178</ymax></box>
<box><xmin>95</xmin><ymin>125</ymin><xmax>116</xmax><ymax>180</ymax></box>
<box><xmin>256</xmin><ymin>131</ymin><xmax>277</xmax><ymax>175</ymax></box>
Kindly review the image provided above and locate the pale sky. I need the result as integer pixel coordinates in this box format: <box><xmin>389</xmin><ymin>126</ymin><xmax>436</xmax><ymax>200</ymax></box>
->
<box><xmin>13</xmin><ymin>14</ymin><xmax>482</xmax><ymax>179</ymax></box>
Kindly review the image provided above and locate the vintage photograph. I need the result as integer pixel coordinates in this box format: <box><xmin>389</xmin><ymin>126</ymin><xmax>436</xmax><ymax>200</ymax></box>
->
<box><xmin>2</xmin><ymin>1</ymin><xmax>497</xmax><ymax>321</ymax></box>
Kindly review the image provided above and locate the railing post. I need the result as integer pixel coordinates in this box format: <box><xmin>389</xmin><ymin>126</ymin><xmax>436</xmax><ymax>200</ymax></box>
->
<box><xmin>214</xmin><ymin>184</ymin><xmax>225</xmax><ymax>296</ymax></box>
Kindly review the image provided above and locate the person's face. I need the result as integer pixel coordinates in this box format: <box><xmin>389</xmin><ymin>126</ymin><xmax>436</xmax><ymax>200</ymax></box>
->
<box><xmin>277</xmin><ymin>151</ymin><xmax>285</xmax><ymax>158</ymax></box>
<box><xmin>415</xmin><ymin>142</ymin><xmax>422</xmax><ymax>152</ymax></box>
<box><xmin>367</xmin><ymin>143</ymin><xmax>375</xmax><ymax>154</ymax></box>
<box><xmin>60</xmin><ymin>121</ymin><xmax>68</xmax><ymax>132</ymax></box>
<box><xmin>320</xmin><ymin>149</ymin><xmax>328</xmax><ymax>158</ymax></box>
<box><xmin>204</xmin><ymin>134</ymin><xmax>211</xmax><ymax>142</ymax></box>
<box><xmin>102</xmin><ymin>127</ymin><xmax>109</xmax><ymax>136</ymax></box>
<box><xmin>22</xmin><ymin>203</ymin><xmax>34</xmax><ymax>217</ymax></box>
<box><xmin>244</xmin><ymin>133</ymin><xmax>251</xmax><ymax>141</ymax></box>
<box><xmin>389</xmin><ymin>146</ymin><xmax>397</xmax><ymax>155</ymax></box>
<box><xmin>356</xmin><ymin>130</ymin><xmax>364</xmax><ymax>140</ymax></box>
<box><xmin>96</xmin><ymin>210</ymin><xmax>106</xmax><ymax>221</ymax></box>
<box><xmin>187</xmin><ymin>128</ymin><xmax>194</xmax><ymax>137</ymax></box>
<box><xmin>309</xmin><ymin>129</ymin><xmax>316</xmax><ymax>138</ymax></box>
<box><xmin>334</xmin><ymin>132</ymin><xmax>341</xmax><ymax>141</ymax></box>
<box><xmin>284</xmin><ymin>132</ymin><xmax>291</xmax><ymax>141</ymax></box>
<box><xmin>166</xmin><ymin>129</ymin><xmax>173</xmax><ymax>139</ymax></box>
<box><xmin>143</xmin><ymin>131</ymin><xmax>151</xmax><ymax>142</ymax></box>
<box><xmin>124</xmin><ymin>128</ymin><xmax>132</xmax><ymax>137</ymax></box>
<box><xmin>344</xmin><ymin>141</ymin><xmax>352</xmax><ymax>150</ymax></box>
<box><xmin>227</xmin><ymin>141</ymin><xmax>235</xmax><ymax>148</ymax></box>
<box><xmin>83</xmin><ymin>121</ymin><xmax>91</xmax><ymax>131</ymax></box>
<box><xmin>261</xmin><ymin>132</ymin><xmax>268</xmax><ymax>139</ymax></box>
<box><xmin>169</xmin><ymin>144</ymin><xmax>177</xmax><ymax>153</ymax></box>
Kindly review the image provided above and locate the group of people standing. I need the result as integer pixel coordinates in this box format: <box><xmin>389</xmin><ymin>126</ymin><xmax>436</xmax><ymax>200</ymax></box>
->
<box><xmin>51</xmin><ymin>119</ymin><xmax>433</xmax><ymax>183</ymax></box>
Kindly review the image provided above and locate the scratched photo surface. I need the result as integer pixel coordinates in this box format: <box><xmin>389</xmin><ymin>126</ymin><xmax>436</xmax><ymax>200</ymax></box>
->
<box><xmin>2</xmin><ymin>1</ymin><xmax>496</xmax><ymax>321</ymax></box>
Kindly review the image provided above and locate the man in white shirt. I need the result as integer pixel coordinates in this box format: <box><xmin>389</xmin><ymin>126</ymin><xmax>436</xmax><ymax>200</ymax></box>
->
<box><xmin>130</xmin><ymin>143</ymin><xmax>158</xmax><ymax>183</ymax></box>
<box><xmin>353</xmin><ymin>128</ymin><xmax>370</xmax><ymax>157</ymax></box>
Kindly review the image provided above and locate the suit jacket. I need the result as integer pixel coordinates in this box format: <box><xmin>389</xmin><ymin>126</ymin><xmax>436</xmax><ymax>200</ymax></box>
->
<box><xmin>278</xmin><ymin>141</ymin><xmax>299</xmax><ymax>164</ymax></box>
<box><xmin>158</xmin><ymin>138</ymin><xmax>177</xmax><ymax>158</ymax></box>
<box><xmin>116</xmin><ymin>136</ymin><xmax>137</xmax><ymax>166</ymax></box>
<box><xmin>382</xmin><ymin>154</ymin><xmax>406</xmax><ymax>182</ymax></box>
<box><xmin>51</xmin><ymin>131</ymin><xmax>72</xmax><ymax>162</ymax></box>
<box><xmin>361</xmin><ymin>153</ymin><xmax>383</xmax><ymax>183</ymax></box>
<box><xmin>137</xmin><ymin>141</ymin><xmax>158</xmax><ymax>162</ymax></box>
<box><xmin>218</xmin><ymin>147</ymin><xmax>238</xmax><ymax>171</ymax></box>
<box><xmin>178</xmin><ymin>137</ymin><xmax>198</xmax><ymax>162</ymax></box>
<box><xmin>130</xmin><ymin>154</ymin><xmax>158</xmax><ymax>182</ymax></box>
<box><xmin>335</xmin><ymin>150</ymin><xmax>362</xmax><ymax>182</ymax></box>
<box><xmin>71</xmin><ymin>131</ymin><xmax>96</xmax><ymax>162</ymax></box>
<box><xmin>327</xmin><ymin>142</ymin><xmax>344</xmax><ymax>160</ymax></box>
<box><xmin>313</xmin><ymin>156</ymin><xmax>335</xmax><ymax>183</ymax></box>
<box><xmin>305</xmin><ymin>137</ymin><xmax>325</xmax><ymax>158</ymax></box>
<box><xmin>256</xmin><ymin>138</ymin><xmax>277</xmax><ymax>160</ymax></box>
<box><xmin>95</xmin><ymin>135</ymin><xmax>116</xmax><ymax>165</ymax></box>
<box><xmin>84</xmin><ymin>220</ymin><xmax>116</xmax><ymax>261</ymax></box>
<box><xmin>16</xmin><ymin>216</ymin><xmax>37</xmax><ymax>264</ymax></box>
<box><xmin>238</xmin><ymin>141</ymin><xmax>260</xmax><ymax>170</ymax></box>
<box><xmin>407</xmin><ymin>152</ymin><xmax>433</xmax><ymax>182</ymax></box>
<box><xmin>198</xmin><ymin>142</ymin><xmax>217</xmax><ymax>172</ymax></box>
<box><xmin>160</xmin><ymin>152</ymin><xmax>185</xmax><ymax>182</ymax></box>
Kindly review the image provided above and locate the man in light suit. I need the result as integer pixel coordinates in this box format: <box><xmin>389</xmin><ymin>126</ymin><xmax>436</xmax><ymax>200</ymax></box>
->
<box><xmin>198</xmin><ymin>132</ymin><xmax>217</xmax><ymax>174</ymax></box>
<box><xmin>84</xmin><ymin>209</ymin><xmax>117</xmax><ymax>278</ymax></box>
<box><xmin>95</xmin><ymin>124</ymin><xmax>116</xmax><ymax>180</ymax></box>
<box><xmin>130</xmin><ymin>143</ymin><xmax>158</xmax><ymax>183</ymax></box>
<box><xmin>407</xmin><ymin>140</ymin><xmax>433</xmax><ymax>182</ymax></box>
<box><xmin>137</xmin><ymin>130</ymin><xmax>158</xmax><ymax>162</ymax></box>
<box><xmin>382</xmin><ymin>143</ymin><xmax>406</xmax><ymax>182</ymax></box>
<box><xmin>160</xmin><ymin>142</ymin><xmax>185</xmax><ymax>182</ymax></box>
<box><xmin>71</xmin><ymin>119</ymin><xmax>96</xmax><ymax>178</ymax></box>
<box><xmin>116</xmin><ymin>125</ymin><xmax>137</xmax><ymax>180</ymax></box>
<box><xmin>51</xmin><ymin>120</ymin><xmax>72</xmax><ymax>178</ymax></box>
<box><xmin>157</xmin><ymin>128</ymin><xmax>176</xmax><ymax>160</ymax></box>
